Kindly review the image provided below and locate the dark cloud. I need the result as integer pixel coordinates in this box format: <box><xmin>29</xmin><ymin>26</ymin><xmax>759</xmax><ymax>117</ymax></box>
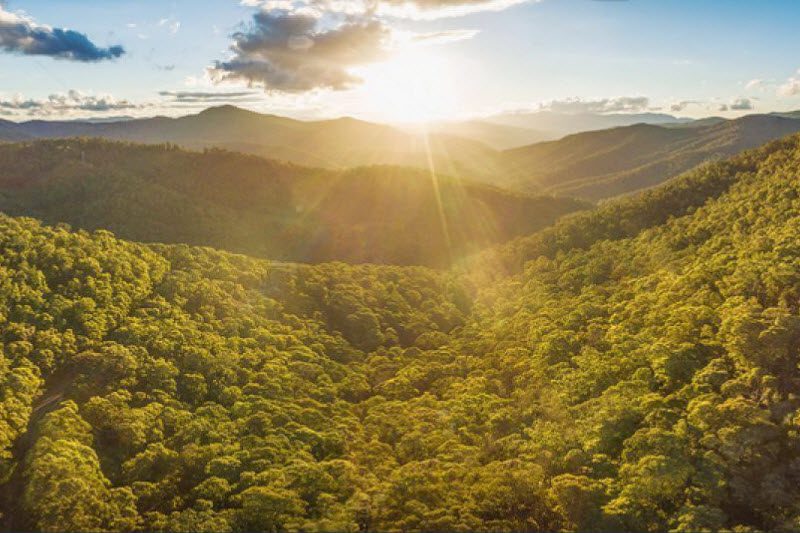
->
<box><xmin>0</xmin><ymin>6</ymin><xmax>124</xmax><ymax>62</ymax></box>
<box><xmin>730</xmin><ymin>97</ymin><xmax>753</xmax><ymax>111</ymax></box>
<box><xmin>670</xmin><ymin>100</ymin><xmax>700</xmax><ymax>112</ymax></box>
<box><xmin>159</xmin><ymin>90</ymin><xmax>262</xmax><ymax>103</ymax></box>
<box><xmin>209</xmin><ymin>11</ymin><xmax>389</xmax><ymax>92</ymax></box>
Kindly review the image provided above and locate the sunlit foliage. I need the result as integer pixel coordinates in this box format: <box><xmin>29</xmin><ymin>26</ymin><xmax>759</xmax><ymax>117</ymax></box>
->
<box><xmin>2</xmin><ymin>134</ymin><xmax>800</xmax><ymax>530</ymax></box>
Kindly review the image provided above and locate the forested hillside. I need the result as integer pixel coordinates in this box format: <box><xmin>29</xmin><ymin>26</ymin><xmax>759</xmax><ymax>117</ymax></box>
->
<box><xmin>2</xmin><ymin>132</ymin><xmax>800</xmax><ymax>531</ymax></box>
<box><xmin>0</xmin><ymin>139</ymin><xmax>586</xmax><ymax>268</ymax></box>
<box><xmin>504</xmin><ymin>114</ymin><xmax>800</xmax><ymax>200</ymax></box>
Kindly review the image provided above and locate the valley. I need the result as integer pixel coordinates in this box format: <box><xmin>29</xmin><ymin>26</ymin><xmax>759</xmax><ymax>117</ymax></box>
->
<box><xmin>2</xmin><ymin>131</ymin><xmax>800</xmax><ymax>530</ymax></box>
<box><xmin>4</xmin><ymin>1</ymin><xmax>800</xmax><ymax>531</ymax></box>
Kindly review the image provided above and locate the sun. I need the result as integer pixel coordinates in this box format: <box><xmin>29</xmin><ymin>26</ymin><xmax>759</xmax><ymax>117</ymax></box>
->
<box><xmin>350</xmin><ymin>48</ymin><xmax>461</xmax><ymax>124</ymax></box>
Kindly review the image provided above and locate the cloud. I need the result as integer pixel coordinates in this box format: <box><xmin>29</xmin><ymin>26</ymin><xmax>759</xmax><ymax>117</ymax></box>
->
<box><xmin>159</xmin><ymin>17</ymin><xmax>181</xmax><ymax>35</ymax></box>
<box><xmin>745</xmin><ymin>78</ymin><xmax>765</xmax><ymax>91</ymax></box>
<box><xmin>669</xmin><ymin>100</ymin><xmax>700</xmax><ymax>112</ymax></box>
<box><xmin>209</xmin><ymin>10</ymin><xmax>390</xmax><ymax>92</ymax></box>
<box><xmin>159</xmin><ymin>90</ymin><xmax>263</xmax><ymax>103</ymax></box>
<box><xmin>408</xmin><ymin>29</ymin><xmax>479</xmax><ymax>45</ymax></box>
<box><xmin>729</xmin><ymin>97</ymin><xmax>753</xmax><ymax>110</ymax></box>
<box><xmin>540</xmin><ymin>96</ymin><xmax>651</xmax><ymax>114</ymax></box>
<box><xmin>0</xmin><ymin>5</ymin><xmax>124</xmax><ymax>61</ymax></box>
<box><xmin>376</xmin><ymin>0</ymin><xmax>532</xmax><ymax>19</ymax></box>
<box><xmin>779</xmin><ymin>73</ymin><xmax>800</xmax><ymax>96</ymax></box>
<box><xmin>223</xmin><ymin>0</ymin><xmax>503</xmax><ymax>95</ymax></box>
<box><xmin>0</xmin><ymin>90</ymin><xmax>143</xmax><ymax>116</ymax></box>
<box><xmin>244</xmin><ymin>0</ymin><xmax>536</xmax><ymax>20</ymax></box>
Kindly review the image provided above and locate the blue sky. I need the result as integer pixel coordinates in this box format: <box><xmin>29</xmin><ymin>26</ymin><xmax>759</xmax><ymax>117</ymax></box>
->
<box><xmin>2</xmin><ymin>0</ymin><xmax>800</xmax><ymax>122</ymax></box>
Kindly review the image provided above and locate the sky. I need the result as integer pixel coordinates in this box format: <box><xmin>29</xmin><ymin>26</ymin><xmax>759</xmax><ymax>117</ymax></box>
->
<box><xmin>1</xmin><ymin>0</ymin><xmax>800</xmax><ymax>123</ymax></box>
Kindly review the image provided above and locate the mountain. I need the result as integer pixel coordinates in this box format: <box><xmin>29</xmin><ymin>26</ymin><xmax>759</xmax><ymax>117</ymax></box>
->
<box><xmin>3</xmin><ymin>132</ymin><xmax>800</xmax><ymax>531</ymax></box>
<box><xmin>487</xmin><ymin>110</ymin><xmax>691</xmax><ymax>137</ymax></box>
<box><xmin>0</xmin><ymin>119</ymin><xmax>31</xmax><ymax>142</ymax></box>
<box><xmin>503</xmin><ymin>114</ymin><xmax>800</xmax><ymax>200</ymax></box>
<box><xmin>770</xmin><ymin>110</ymin><xmax>800</xmax><ymax>119</ymax></box>
<box><xmin>6</xmin><ymin>107</ymin><xmax>800</xmax><ymax>205</ymax></box>
<box><xmin>662</xmin><ymin>116</ymin><xmax>728</xmax><ymax>128</ymax></box>
<box><xmin>0</xmin><ymin>106</ymin><xmax>504</xmax><ymax>182</ymax></box>
<box><xmin>0</xmin><ymin>138</ymin><xmax>587</xmax><ymax>268</ymax></box>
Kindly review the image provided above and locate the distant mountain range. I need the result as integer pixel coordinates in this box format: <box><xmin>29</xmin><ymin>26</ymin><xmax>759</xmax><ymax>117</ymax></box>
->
<box><xmin>483</xmin><ymin>110</ymin><xmax>693</xmax><ymax>139</ymax></box>
<box><xmin>3</xmin><ymin>106</ymin><xmax>800</xmax><ymax>202</ymax></box>
<box><xmin>0</xmin><ymin>106</ymin><xmax>502</xmax><ymax>181</ymax></box>
<box><xmin>425</xmin><ymin>120</ymin><xmax>552</xmax><ymax>149</ymax></box>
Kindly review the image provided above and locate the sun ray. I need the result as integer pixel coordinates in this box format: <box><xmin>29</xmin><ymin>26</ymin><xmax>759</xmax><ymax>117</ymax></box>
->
<box><xmin>421</xmin><ymin>124</ymin><xmax>454</xmax><ymax>265</ymax></box>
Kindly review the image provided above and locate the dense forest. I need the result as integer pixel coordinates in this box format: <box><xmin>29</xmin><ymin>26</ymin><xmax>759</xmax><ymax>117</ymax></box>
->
<box><xmin>1</xmin><ymin>132</ymin><xmax>800</xmax><ymax>531</ymax></box>
<box><xmin>0</xmin><ymin>139</ymin><xmax>586</xmax><ymax>268</ymax></box>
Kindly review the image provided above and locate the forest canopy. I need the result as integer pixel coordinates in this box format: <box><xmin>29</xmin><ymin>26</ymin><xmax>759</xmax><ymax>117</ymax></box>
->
<box><xmin>2</xmin><ymin>134</ymin><xmax>800</xmax><ymax>531</ymax></box>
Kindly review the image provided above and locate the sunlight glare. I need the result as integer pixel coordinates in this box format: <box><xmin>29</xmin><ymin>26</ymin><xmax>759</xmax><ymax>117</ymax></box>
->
<box><xmin>351</xmin><ymin>49</ymin><xmax>460</xmax><ymax>124</ymax></box>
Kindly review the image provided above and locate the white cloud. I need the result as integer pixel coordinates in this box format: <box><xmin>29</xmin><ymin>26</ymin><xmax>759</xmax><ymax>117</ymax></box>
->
<box><xmin>540</xmin><ymin>96</ymin><xmax>651</xmax><ymax>114</ymax></box>
<box><xmin>0</xmin><ymin>90</ymin><xmax>145</xmax><ymax>117</ymax></box>
<box><xmin>158</xmin><ymin>17</ymin><xmax>181</xmax><ymax>35</ymax></box>
<box><xmin>376</xmin><ymin>0</ymin><xmax>533</xmax><ymax>20</ymax></box>
<box><xmin>745</xmin><ymin>78</ymin><xmax>765</xmax><ymax>90</ymax></box>
<box><xmin>779</xmin><ymin>73</ymin><xmax>800</xmax><ymax>96</ymax></box>
<box><xmin>405</xmin><ymin>29</ymin><xmax>479</xmax><ymax>45</ymax></box>
<box><xmin>242</xmin><ymin>0</ymin><xmax>537</xmax><ymax>20</ymax></box>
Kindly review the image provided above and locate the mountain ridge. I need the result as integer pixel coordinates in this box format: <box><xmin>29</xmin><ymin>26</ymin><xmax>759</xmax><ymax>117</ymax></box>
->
<box><xmin>503</xmin><ymin>113</ymin><xmax>800</xmax><ymax>199</ymax></box>
<box><xmin>0</xmin><ymin>138</ymin><xmax>587</xmax><ymax>268</ymax></box>
<box><xmin>5</xmin><ymin>106</ymin><xmax>800</xmax><ymax>202</ymax></box>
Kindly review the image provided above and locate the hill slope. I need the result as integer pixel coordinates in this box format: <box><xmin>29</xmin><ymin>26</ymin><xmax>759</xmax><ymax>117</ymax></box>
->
<box><xmin>6</xmin><ymin>108</ymin><xmax>800</xmax><ymax>202</ymax></box>
<box><xmin>0</xmin><ymin>106</ymin><xmax>504</xmax><ymax>181</ymax></box>
<box><xmin>0</xmin><ymin>139</ymin><xmax>587</xmax><ymax>267</ymax></box>
<box><xmin>3</xmin><ymin>133</ymin><xmax>800</xmax><ymax>530</ymax></box>
<box><xmin>505</xmin><ymin>114</ymin><xmax>800</xmax><ymax>200</ymax></box>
